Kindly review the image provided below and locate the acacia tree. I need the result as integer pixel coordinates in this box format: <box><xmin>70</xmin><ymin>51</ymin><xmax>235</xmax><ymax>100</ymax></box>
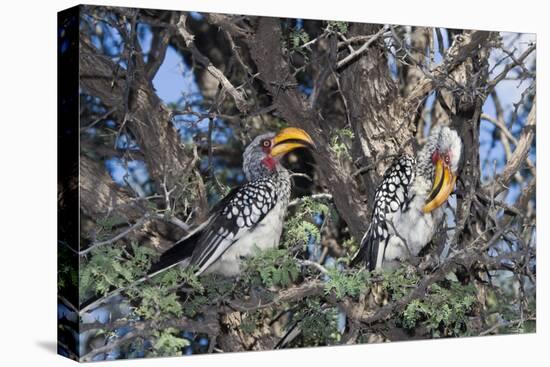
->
<box><xmin>58</xmin><ymin>5</ymin><xmax>536</xmax><ymax>361</ymax></box>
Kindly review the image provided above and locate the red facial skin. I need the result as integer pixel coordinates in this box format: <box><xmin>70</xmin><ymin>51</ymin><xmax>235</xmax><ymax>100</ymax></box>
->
<box><xmin>432</xmin><ymin>150</ymin><xmax>451</xmax><ymax>168</ymax></box>
<box><xmin>261</xmin><ymin>139</ymin><xmax>277</xmax><ymax>171</ymax></box>
<box><xmin>262</xmin><ymin>156</ymin><xmax>277</xmax><ymax>171</ymax></box>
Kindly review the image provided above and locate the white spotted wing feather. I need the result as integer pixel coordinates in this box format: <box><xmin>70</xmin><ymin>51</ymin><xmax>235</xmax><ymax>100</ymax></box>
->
<box><xmin>352</xmin><ymin>155</ymin><xmax>415</xmax><ymax>271</ymax></box>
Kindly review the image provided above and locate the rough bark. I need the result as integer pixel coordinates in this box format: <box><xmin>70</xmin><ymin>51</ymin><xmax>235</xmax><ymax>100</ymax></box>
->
<box><xmin>341</xmin><ymin>23</ymin><xmax>414</xmax><ymax>206</ymax></box>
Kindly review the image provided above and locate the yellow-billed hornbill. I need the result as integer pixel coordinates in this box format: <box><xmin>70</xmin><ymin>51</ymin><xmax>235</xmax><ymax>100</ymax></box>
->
<box><xmin>149</xmin><ymin>127</ymin><xmax>315</xmax><ymax>277</ymax></box>
<box><xmin>352</xmin><ymin>126</ymin><xmax>462</xmax><ymax>271</ymax></box>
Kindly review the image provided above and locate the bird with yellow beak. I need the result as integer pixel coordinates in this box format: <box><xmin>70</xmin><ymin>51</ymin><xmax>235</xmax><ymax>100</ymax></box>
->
<box><xmin>149</xmin><ymin>127</ymin><xmax>315</xmax><ymax>277</ymax></box>
<box><xmin>352</xmin><ymin>126</ymin><xmax>462</xmax><ymax>271</ymax></box>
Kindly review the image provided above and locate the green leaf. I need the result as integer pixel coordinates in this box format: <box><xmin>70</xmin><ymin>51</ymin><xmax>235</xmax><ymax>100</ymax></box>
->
<box><xmin>391</xmin><ymin>271</ymin><xmax>477</xmax><ymax>337</ymax></box>
<box><xmin>243</xmin><ymin>248</ymin><xmax>300</xmax><ymax>288</ymax></box>
<box><xmin>324</xmin><ymin>267</ymin><xmax>369</xmax><ymax>300</ymax></box>
<box><xmin>79</xmin><ymin>242</ymin><xmax>157</xmax><ymax>303</ymax></box>
<box><xmin>327</xmin><ymin>21</ymin><xmax>349</xmax><ymax>34</ymax></box>
<box><xmin>151</xmin><ymin>328</ymin><xmax>190</xmax><ymax>357</ymax></box>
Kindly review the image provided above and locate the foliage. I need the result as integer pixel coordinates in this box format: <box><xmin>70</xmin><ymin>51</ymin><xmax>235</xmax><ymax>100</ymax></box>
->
<box><xmin>381</xmin><ymin>266</ymin><xmax>421</xmax><ymax>299</ymax></box>
<box><xmin>326</xmin><ymin>21</ymin><xmax>348</xmax><ymax>34</ymax></box>
<box><xmin>324</xmin><ymin>267</ymin><xmax>369</xmax><ymax>300</ymax></box>
<box><xmin>290</xmin><ymin>27</ymin><xmax>310</xmax><ymax>49</ymax></box>
<box><xmin>134</xmin><ymin>286</ymin><xmax>183</xmax><ymax>319</ymax></box>
<box><xmin>132</xmin><ymin>266</ymin><xmax>209</xmax><ymax>319</ymax></box>
<box><xmin>282</xmin><ymin>197</ymin><xmax>329</xmax><ymax>248</ymax></box>
<box><xmin>243</xmin><ymin>248</ymin><xmax>300</xmax><ymax>288</ymax></box>
<box><xmin>79</xmin><ymin>242</ymin><xmax>157</xmax><ymax>302</ymax></box>
<box><xmin>293</xmin><ymin>298</ymin><xmax>340</xmax><ymax>346</ymax></box>
<box><xmin>401</xmin><ymin>281</ymin><xmax>477</xmax><ymax>337</ymax></box>
<box><xmin>95</xmin><ymin>214</ymin><xmax>127</xmax><ymax>241</ymax></box>
<box><xmin>57</xmin><ymin>245</ymin><xmax>78</xmax><ymax>293</ymax></box>
<box><xmin>241</xmin><ymin>312</ymin><xmax>262</xmax><ymax>335</ymax></box>
<box><xmin>152</xmin><ymin>265</ymin><xmax>203</xmax><ymax>292</ymax></box>
<box><xmin>380</xmin><ymin>267</ymin><xmax>477</xmax><ymax>337</ymax></box>
<box><xmin>176</xmin><ymin>273</ymin><xmax>238</xmax><ymax>318</ymax></box>
<box><xmin>285</xmin><ymin>221</ymin><xmax>320</xmax><ymax>247</ymax></box>
<box><xmin>341</xmin><ymin>238</ymin><xmax>359</xmax><ymax>261</ymax></box>
<box><xmin>150</xmin><ymin>328</ymin><xmax>190</xmax><ymax>357</ymax></box>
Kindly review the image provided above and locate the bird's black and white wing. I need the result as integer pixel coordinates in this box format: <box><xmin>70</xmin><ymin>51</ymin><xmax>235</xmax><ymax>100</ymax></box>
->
<box><xmin>352</xmin><ymin>155</ymin><xmax>415</xmax><ymax>271</ymax></box>
<box><xmin>149</xmin><ymin>177</ymin><xmax>279</xmax><ymax>276</ymax></box>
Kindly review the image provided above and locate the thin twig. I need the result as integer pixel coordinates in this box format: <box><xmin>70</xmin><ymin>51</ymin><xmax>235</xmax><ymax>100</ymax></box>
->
<box><xmin>297</xmin><ymin>259</ymin><xmax>329</xmax><ymax>274</ymax></box>
<box><xmin>336</xmin><ymin>26</ymin><xmax>389</xmax><ymax>69</ymax></box>
<box><xmin>79</xmin><ymin>214</ymin><xmax>151</xmax><ymax>256</ymax></box>
<box><xmin>486</xmin><ymin>43</ymin><xmax>536</xmax><ymax>93</ymax></box>
<box><xmin>176</xmin><ymin>14</ymin><xmax>249</xmax><ymax>113</ymax></box>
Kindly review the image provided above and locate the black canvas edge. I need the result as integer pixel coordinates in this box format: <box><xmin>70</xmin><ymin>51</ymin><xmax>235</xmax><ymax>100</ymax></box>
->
<box><xmin>58</xmin><ymin>5</ymin><xmax>81</xmax><ymax>362</ymax></box>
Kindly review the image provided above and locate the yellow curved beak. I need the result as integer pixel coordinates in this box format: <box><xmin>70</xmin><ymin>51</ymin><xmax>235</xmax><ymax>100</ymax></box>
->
<box><xmin>270</xmin><ymin>127</ymin><xmax>315</xmax><ymax>158</ymax></box>
<box><xmin>423</xmin><ymin>158</ymin><xmax>457</xmax><ymax>213</ymax></box>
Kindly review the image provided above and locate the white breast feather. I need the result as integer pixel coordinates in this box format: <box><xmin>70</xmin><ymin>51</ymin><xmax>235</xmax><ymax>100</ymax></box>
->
<box><xmin>382</xmin><ymin>177</ymin><xmax>444</xmax><ymax>268</ymax></box>
<box><xmin>202</xmin><ymin>201</ymin><xmax>286</xmax><ymax>276</ymax></box>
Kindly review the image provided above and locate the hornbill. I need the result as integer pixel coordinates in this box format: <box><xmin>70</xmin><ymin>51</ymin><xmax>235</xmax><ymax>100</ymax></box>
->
<box><xmin>352</xmin><ymin>126</ymin><xmax>463</xmax><ymax>271</ymax></box>
<box><xmin>149</xmin><ymin>127</ymin><xmax>315</xmax><ymax>277</ymax></box>
<box><xmin>276</xmin><ymin>126</ymin><xmax>462</xmax><ymax>348</ymax></box>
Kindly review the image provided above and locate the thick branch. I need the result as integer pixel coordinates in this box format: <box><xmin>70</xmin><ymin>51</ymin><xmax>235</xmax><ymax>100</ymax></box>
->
<box><xmin>80</xmin><ymin>38</ymin><xmax>199</xmax><ymax>198</ymax></box>
<box><xmin>226</xmin><ymin>280</ymin><xmax>325</xmax><ymax>312</ymax></box>
<box><xmin>80</xmin><ymin>154</ymin><xmax>141</xmax><ymax>220</ymax></box>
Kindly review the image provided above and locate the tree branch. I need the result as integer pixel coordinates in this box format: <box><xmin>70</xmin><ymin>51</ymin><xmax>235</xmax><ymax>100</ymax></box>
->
<box><xmin>79</xmin><ymin>214</ymin><xmax>151</xmax><ymax>256</ymax></box>
<box><xmin>176</xmin><ymin>14</ymin><xmax>250</xmax><ymax>113</ymax></box>
<box><xmin>336</xmin><ymin>26</ymin><xmax>389</xmax><ymax>69</ymax></box>
<box><xmin>486</xmin><ymin>43</ymin><xmax>536</xmax><ymax>93</ymax></box>
<box><xmin>483</xmin><ymin>98</ymin><xmax>536</xmax><ymax>196</ymax></box>
<box><xmin>405</xmin><ymin>31</ymin><xmax>491</xmax><ymax>108</ymax></box>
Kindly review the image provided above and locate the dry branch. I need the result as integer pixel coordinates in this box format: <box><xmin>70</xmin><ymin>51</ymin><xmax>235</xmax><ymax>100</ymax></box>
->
<box><xmin>483</xmin><ymin>99</ymin><xmax>536</xmax><ymax>196</ymax></box>
<box><xmin>176</xmin><ymin>14</ymin><xmax>250</xmax><ymax>113</ymax></box>
<box><xmin>336</xmin><ymin>26</ymin><xmax>389</xmax><ymax>69</ymax></box>
<box><xmin>405</xmin><ymin>31</ymin><xmax>491</xmax><ymax>108</ymax></box>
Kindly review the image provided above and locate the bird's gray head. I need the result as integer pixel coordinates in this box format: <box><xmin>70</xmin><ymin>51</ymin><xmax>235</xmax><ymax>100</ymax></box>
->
<box><xmin>242</xmin><ymin>127</ymin><xmax>315</xmax><ymax>181</ymax></box>
<box><xmin>417</xmin><ymin>125</ymin><xmax>463</xmax><ymax>213</ymax></box>
<box><xmin>431</xmin><ymin>126</ymin><xmax>462</xmax><ymax>174</ymax></box>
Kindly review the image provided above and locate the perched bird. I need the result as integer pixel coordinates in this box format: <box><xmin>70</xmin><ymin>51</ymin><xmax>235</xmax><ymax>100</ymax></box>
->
<box><xmin>352</xmin><ymin>126</ymin><xmax>462</xmax><ymax>271</ymax></box>
<box><xmin>149</xmin><ymin>127</ymin><xmax>315</xmax><ymax>277</ymax></box>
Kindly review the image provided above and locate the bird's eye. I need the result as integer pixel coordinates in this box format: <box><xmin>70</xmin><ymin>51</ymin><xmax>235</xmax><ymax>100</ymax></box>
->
<box><xmin>445</xmin><ymin>155</ymin><xmax>450</xmax><ymax>164</ymax></box>
<box><xmin>262</xmin><ymin>140</ymin><xmax>271</xmax><ymax>148</ymax></box>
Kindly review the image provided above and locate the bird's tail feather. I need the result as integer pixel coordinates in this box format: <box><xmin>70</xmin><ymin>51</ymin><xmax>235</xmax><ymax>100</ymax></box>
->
<box><xmin>147</xmin><ymin>229</ymin><xmax>200</xmax><ymax>276</ymax></box>
<box><xmin>350</xmin><ymin>227</ymin><xmax>371</xmax><ymax>268</ymax></box>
